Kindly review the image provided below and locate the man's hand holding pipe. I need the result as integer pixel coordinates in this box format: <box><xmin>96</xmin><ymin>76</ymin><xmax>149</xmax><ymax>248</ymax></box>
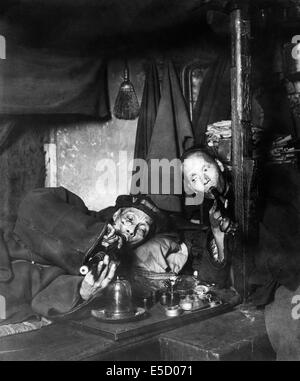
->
<box><xmin>79</xmin><ymin>254</ymin><xmax>118</xmax><ymax>301</ymax></box>
<box><xmin>102</xmin><ymin>223</ymin><xmax>124</xmax><ymax>249</ymax></box>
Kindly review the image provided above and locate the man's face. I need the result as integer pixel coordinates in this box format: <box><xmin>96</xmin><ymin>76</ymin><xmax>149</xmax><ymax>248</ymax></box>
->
<box><xmin>183</xmin><ymin>153</ymin><xmax>224</xmax><ymax>198</ymax></box>
<box><xmin>113</xmin><ymin>207</ymin><xmax>153</xmax><ymax>246</ymax></box>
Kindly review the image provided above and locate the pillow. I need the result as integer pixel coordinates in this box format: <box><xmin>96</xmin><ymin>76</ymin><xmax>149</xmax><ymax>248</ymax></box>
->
<box><xmin>133</xmin><ymin>233</ymin><xmax>188</xmax><ymax>274</ymax></box>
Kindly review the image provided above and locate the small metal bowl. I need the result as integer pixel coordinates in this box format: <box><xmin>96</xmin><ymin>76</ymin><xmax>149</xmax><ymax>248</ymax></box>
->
<box><xmin>164</xmin><ymin>305</ymin><xmax>183</xmax><ymax>317</ymax></box>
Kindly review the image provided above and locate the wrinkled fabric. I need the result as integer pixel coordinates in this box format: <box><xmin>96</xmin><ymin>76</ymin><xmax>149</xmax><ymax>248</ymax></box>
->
<box><xmin>191</xmin><ymin>229</ymin><xmax>233</xmax><ymax>289</ymax></box>
<box><xmin>132</xmin><ymin>61</ymin><xmax>161</xmax><ymax>163</ymax></box>
<box><xmin>0</xmin><ymin>260</ymin><xmax>70</xmax><ymax>324</ymax></box>
<box><xmin>0</xmin><ymin>118</ymin><xmax>15</xmax><ymax>155</ymax></box>
<box><xmin>192</xmin><ymin>53</ymin><xmax>231</xmax><ymax>146</ymax></box>
<box><xmin>13</xmin><ymin>187</ymin><xmax>107</xmax><ymax>275</ymax></box>
<box><xmin>250</xmin><ymin>164</ymin><xmax>300</xmax><ymax>305</ymax></box>
<box><xmin>0</xmin><ymin>123</ymin><xmax>45</xmax><ymax>231</ymax></box>
<box><xmin>0</xmin><ymin>187</ymin><xmax>110</xmax><ymax>324</ymax></box>
<box><xmin>133</xmin><ymin>233</ymin><xmax>182</xmax><ymax>273</ymax></box>
<box><xmin>141</xmin><ymin>61</ymin><xmax>194</xmax><ymax>212</ymax></box>
<box><xmin>0</xmin><ymin>230</ymin><xmax>12</xmax><ymax>282</ymax></box>
<box><xmin>0</xmin><ymin>41</ymin><xmax>110</xmax><ymax>120</ymax></box>
<box><xmin>265</xmin><ymin>285</ymin><xmax>300</xmax><ymax>361</ymax></box>
<box><xmin>131</xmin><ymin>61</ymin><xmax>161</xmax><ymax>195</ymax></box>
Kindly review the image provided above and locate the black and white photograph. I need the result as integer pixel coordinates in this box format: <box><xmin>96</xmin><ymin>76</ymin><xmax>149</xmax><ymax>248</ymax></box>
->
<box><xmin>0</xmin><ymin>0</ymin><xmax>299</xmax><ymax>365</ymax></box>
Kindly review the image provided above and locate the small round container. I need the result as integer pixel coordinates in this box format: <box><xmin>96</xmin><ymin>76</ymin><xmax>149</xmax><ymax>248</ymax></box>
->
<box><xmin>165</xmin><ymin>305</ymin><xmax>182</xmax><ymax>317</ymax></box>
<box><xmin>180</xmin><ymin>295</ymin><xmax>193</xmax><ymax>311</ymax></box>
<box><xmin>194</xmin><ymin>285</ymin><xmax>210</xmax><ymax>298</ymax></box>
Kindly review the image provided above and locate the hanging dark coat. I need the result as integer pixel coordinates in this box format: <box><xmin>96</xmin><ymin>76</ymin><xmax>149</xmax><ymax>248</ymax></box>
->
<box><xmin>131</xmin><ymin>61</ymin><xmax>161</xmax><ymax>194</ymax></box>
<box><xmin>141</xmin><ymin>61</ymin><xmax>194</xmax><ymax>212</ymax></box>
<box><xmin>132</xmin><ymin>61</ymin><xmax>161</xmax><ymax>162</ymax></box>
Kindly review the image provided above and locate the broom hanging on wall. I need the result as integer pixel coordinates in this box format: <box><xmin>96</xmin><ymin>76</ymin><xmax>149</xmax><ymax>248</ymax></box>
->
<box><xmin>113</xmin><ymin>61</ymin><xmax>140</xmax><ymax>120</ymax></box>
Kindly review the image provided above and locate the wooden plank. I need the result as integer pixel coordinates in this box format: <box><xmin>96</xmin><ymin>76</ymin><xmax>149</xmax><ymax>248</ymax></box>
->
<box><xmin>70</xmin><ymin>302</ymin><xmax>233</xmax><ymax>341</ymax></box>
<box><xmin>159</xmin><ymin>307</ymin><xmax>275</xmax><ymax>361</ymax></box>
<box><xmin>0</xmin><ymin>322</ymin><xmax>158</xmax><ymax>361</ymax></box>
<box><xmin>230</xmin><ymin>1</ymin><xmax>256</xmax><ymax>300</ymax></box>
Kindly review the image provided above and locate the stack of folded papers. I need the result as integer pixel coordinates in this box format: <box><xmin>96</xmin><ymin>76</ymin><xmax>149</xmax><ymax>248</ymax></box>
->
<box><xmin>206</xmin><ymin>120</ymin><xmax>232</xmax><ymax>147</ymax></box>
<box><xmin>269</xmin><ymin>135</ymin><xmax>299</xmax><ymax>165</ymax></box>
<box><xmin>206</xmin><ymin>122</ymin><xmax>299</xmax><ymax>165</ymax></box>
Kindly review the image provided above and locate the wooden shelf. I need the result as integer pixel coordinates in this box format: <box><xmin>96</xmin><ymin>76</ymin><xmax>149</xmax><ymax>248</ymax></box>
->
<box><xmin>70</xmin><ymin>302</ymin><xmax>233</xmax><ymax>341</ymax></box>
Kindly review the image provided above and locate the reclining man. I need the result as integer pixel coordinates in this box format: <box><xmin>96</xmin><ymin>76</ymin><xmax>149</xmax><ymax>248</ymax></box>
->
<box><xmin>0</xmin><ymin>149</ymin><xmax>237</xmax><ymax>324</ymax></box>
<box><xmin>0</xmin><ymin>187</ymin><xmax>166</xmax><ymax>324</ymax></box>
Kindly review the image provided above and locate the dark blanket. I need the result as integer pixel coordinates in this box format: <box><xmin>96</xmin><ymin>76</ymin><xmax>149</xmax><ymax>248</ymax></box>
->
<box><xmin>250</xmin><ymin>164</ymin><xmax>300</xmax><ymax>305</ymax></box>
<box><xmin>0</xmin><ymin>187</ymin><xmax>111</xmax><ymax>324</ymax></box>
<box><xmin>13</xmin><ymin>187</ymin><xmax>109</xmax><ymax>275</ymax></box>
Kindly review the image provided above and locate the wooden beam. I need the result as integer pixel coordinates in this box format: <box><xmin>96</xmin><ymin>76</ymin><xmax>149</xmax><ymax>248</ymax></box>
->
<box><xmin>230</xmin><ymin>0</ymin><xmax>255</xmax><ymax>301</ymax></box>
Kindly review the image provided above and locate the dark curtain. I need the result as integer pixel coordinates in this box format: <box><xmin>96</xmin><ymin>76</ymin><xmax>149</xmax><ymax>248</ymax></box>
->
<box><xmin>0</xmin><ymin>119</ymin><xmax>15</xmax><ymax>156</ymax></box>
<box><xmin>140</xmin><ymin>61</ymin><xmax>194</xmax><ymax>212</ymax></box>
<box><xmin>0</xmin><ymin>35</ymin><xmax>112</xmax><ymax>234</ymax></box>
<box><xmin>0</xmin><ymin>119</ymin><xmax>45</xmax><ymax>232</ymax></box>
<box><xmin>192</xmin><ymin>53</ymin><xmax>231</xmax><ymax>145</ymax></box>
<box><xmin>133</xmin><ymin>61</ymin><xmax>161</xmax><ymax>162</ymax></box>
<box><xmin>131</xmin><ymin>61</ymin><xmax>161</xmax><ymax>194</ymax></box>
<box><xmin>0</xmin><ymin>45</ymin><xmax>110</xmax><ymax>119</ymax></box>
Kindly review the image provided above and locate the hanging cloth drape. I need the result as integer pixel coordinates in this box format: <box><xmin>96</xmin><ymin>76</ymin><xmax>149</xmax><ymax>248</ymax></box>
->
<box><xmin>140</xmin><ymin>61</ymin><xmax>194</xmax><ymax>212</ymax></box>
<box><xmin>192</xmin><ymin>52</ymin><xmax>231</xmax><ymax>146</ymax></box>
<box><xmin>133</xmin><ymin>61</ymin><xmax>161</xmax><ymax>161</ymax></box>
<box><xmin>0</xmin><ymin>41</ymin><xmax>111</xmax><ymax>153</ymax></box>
<box><xmin>0</xmin><ymin>44</ymin><xmax>110</xmax><ymax>120</ymax></box>
<box><xmin>0</xmin><ymin>122</ymin><xmax>45</xmax><ymax>232</ymax></box>
<box><xmin>131</xmin><ymin>61</ymin><xmax>161</xmax><ymax>194</ymax></box>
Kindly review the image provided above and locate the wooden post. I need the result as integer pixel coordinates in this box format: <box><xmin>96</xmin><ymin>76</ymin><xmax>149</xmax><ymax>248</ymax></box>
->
<box><xmin>230</xmin><ymin>0</ymin><xmax>255</xmax><ymax>301</ymax></box>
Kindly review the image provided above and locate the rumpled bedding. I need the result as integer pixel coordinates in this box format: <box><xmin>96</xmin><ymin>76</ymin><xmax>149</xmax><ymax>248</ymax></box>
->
<box><xmin>133</xmin><ymin>233</ymin><xmax>188</xmax><ymax>274</ymax></box>
<box><xmin>0</xmin><ymin>317</ymin><xmax>52</xmax><ymax>338</ymax></box>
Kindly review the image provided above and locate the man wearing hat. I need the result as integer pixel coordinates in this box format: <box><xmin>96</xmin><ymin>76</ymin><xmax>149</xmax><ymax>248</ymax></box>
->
<box><xmin>0</xmin><ymin>187</ymin><xmax>165</xmax><ymax>324</ymax></box>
